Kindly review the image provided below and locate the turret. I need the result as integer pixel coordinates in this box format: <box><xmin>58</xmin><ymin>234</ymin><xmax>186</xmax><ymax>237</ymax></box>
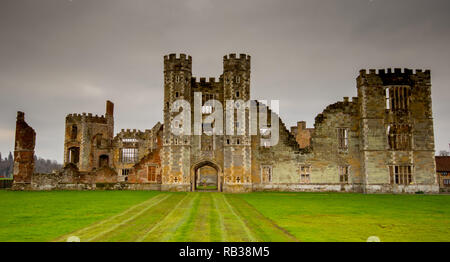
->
<box><xmin>223</xmin><ymin>53</ymin><xmax>251</xmax><ymax>101</ymax></box>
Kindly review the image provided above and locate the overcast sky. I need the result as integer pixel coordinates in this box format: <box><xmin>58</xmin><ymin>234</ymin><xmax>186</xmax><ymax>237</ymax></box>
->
<box><xmin>1</xmin><ymin>0</ymin><xmax>449</xmax><ymax>162</ymax></box>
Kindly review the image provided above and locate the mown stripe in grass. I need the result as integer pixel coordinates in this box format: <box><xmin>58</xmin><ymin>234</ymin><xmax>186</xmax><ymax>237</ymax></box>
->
<box><xmin>54</xmin><ymin>193</ymin><xmax>165</xmax><ymax>242</ymax></box>
<box><xmin>211</xmin><ymin>193</ymin><xmax>254</xmax><ymax>241</ymax></box>
<box><xmin>225</xmin><ymin>194</ymin><xmax>299</xmax><ymax>242</ymax></box>
<box><xmin>208</xmin><ymin>193</ymin><xmax>222</xmax><ymax>242</ymax></box>
<box><xmin>211</xmin><ymin>194</ymin><xmax>226</xmax><ymax>242</ymax></box>
<box><xmin>89</xmin><ymin>193</ymin><xmax>186</xmax><ymax>242</ymax></box>
<box><xmin>85</xmin><ymin>194</ymin><xmax>172</xmax><ymax>242</ymax></box>
<box><xmin>170</xmin><ymin>193</ymin><xmax>201</xmax><ymax>241</ymax></box>
<box><xmin>154</xmin><ymin>193</ymin><xmax>200</xmax><ymax>242</ymax></box>
<box><xmin>221</xmin><ymin>194</ymin><xmax>257</xmax><ymax>242</ymax></box>
<box><xmin>185</xmin><ymin>193</ymin><xmax>214</xmax><ymax>241</ymax></box>
<box><xmin>136</xmin><ymin>193</ymin><xmax>194</xmax><ymax>242</ymax></box>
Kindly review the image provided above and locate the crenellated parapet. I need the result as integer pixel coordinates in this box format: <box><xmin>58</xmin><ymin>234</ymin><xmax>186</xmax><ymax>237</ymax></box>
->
<box><xmin>65</xmin><ymin>113</ymin><xmax>107</xmax><ymax>124</ymax></box>
<box><xmin>357</xmin><ymin>68</ymin><xmax>431</xmax><ymax>87</ymax></box>
<box><xmin>164</xmin><ymin>53</ymin><xmax>192</xmax><ymax>72</ymax></box>
<box><xmin>191</xmin><ymin>77</ymin><xmax>222</xmax><ymax>85</ymax></box>
<box><xmin>116</xmin><ymin>129</ymin><xmax>145</xmax><ymax>140</ymax></box>
<box><xmin>223</xmin><ymin>53</ymin><xmax>251</xmax><ymax>72</ymax></box>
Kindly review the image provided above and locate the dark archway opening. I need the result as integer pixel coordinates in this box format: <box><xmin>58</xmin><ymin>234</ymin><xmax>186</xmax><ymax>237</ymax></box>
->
<box><xmin>99</xmin><ymin>154</ymin><xmax>109</xmax><ymax>168</ymax></box>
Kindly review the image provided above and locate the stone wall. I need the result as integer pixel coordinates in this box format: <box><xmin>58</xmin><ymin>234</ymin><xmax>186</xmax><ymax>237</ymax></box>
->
<box><xmin>12</xmin><ymin>112</ymin><xmax>36</xmax><ymax>190</ymax></box>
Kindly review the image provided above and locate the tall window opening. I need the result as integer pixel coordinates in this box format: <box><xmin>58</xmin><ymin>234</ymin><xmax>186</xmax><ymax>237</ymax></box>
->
<box><xmin>300</xmin><ymin>166</ymin><xmax>311</xmax><ymax>183</ymax></box>
<box><xmin>337</xmin><ymin>128</ymin><xmax>348</xmax><ymax>151</ymax></box>
<box><xmin>387</xmin><ymin>124</ymin><xmax>412</xmax><ymax>150</ymax></box>
<box><xmin>389</xmin><ymin>165</ymin><xmax>413</xmax><ymax>185</ymax></box>
<box><xmin>339</xmin><ymin>166</ymin><xmax>349</xmax><ymax>183</ymax></box>
<box><xmin>261</xmin><ymin>165</ymin><xmax>273</xmax><ymax>183</ymax></box>
<box><xmin>386</xmin><ymin>86</ymin><xmax>411</xmax><ymax>112</ymax></box>
<box><xmin>68</xmin><ymin>147</ymin><xmax>80</xmax><ymax>164</ymax></box>
<box><xmin>120</xmin><ymin>148</ymin><xmax>138</xmax><ymax>163</ymax></box>
<box><xmin>148</xmin><ymin>166</ymin><xmax>157</xmax><ymax>182</ymax></box>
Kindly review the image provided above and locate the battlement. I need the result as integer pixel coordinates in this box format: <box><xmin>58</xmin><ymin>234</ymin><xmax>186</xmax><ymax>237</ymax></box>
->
<box><xmin>65</xmin><ymin>113</ymin><xmax>107</xmax><ymax>124</ymax></box>
<box><xmin>223</xmin><ymin>53</ymin><xmax>251</xmax><ymax>71</ymax></box>
<box><xmin>191</xmin><ymin>76</ymin><xmax>221</xmax><ymax>85</ymax></box>
<box><xmin>359</xmin><ymin>68</ymin><xmax>430</xmax><ymax>81</ymax></box>
<box><xmin>358</xmin><ymin>68</ymin><xmax>431</xmax><ymax>87</ymax></box>
<box><xmin>223</xmin><ymin>53</ymin><xmax>251</xmax><ymax>61</ymax></box>
<box><xmin>164</xmin><ymin>53</ymin><xmax>192</xmax><ymax>71</ymax></box>
<box><xmin>115</xmin><ymin>128</ymin><xmax>159</xmax><ymax>142</ymax></box>
<box><xmin>119</xmin><ymin>128</ymin><xmax>143</xmax><ymax>135</ymax></box>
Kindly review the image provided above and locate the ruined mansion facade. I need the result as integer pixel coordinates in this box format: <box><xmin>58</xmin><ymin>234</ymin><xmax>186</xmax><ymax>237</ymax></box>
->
<box><xmin>12</xmin><ymin>54</ymin><xmax>438</xmax><ymax>193</ymax></box>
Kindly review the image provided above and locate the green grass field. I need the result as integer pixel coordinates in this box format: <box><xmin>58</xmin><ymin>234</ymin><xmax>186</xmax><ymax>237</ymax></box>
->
<box><xmin>0</xmin><ymin>190</ymin><xmax>448</xmax><ymax>242</ymax></box>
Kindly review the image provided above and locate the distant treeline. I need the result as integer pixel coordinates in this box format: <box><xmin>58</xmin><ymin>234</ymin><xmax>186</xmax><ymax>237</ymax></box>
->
<box><xmin>0</xmin><ymin>152</ymin><xmax>62</xmax><ymax>178</ymax></box>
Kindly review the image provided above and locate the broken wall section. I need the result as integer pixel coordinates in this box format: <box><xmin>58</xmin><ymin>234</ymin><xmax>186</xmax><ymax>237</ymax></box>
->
<box><xmin>12</xmin><ymin>112</ymin><xmax>36</xmax><ymax>190</ymax></box>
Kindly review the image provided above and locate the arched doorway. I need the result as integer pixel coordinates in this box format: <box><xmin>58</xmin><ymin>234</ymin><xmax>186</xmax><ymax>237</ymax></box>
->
<box><xmin>191</xmin><ymin>160</ymin><xmax>223</xmax><ymax>192</ymax></box>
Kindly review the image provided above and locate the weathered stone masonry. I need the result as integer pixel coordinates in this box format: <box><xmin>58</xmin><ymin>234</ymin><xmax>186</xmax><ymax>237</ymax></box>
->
<box><xmin>12</xmin><ymin>54</ymin><xmax>439</xmax><ymax>193</ymax></box>
<box><xmin>12</xmin><ymin>112</ymin><xmax>36</xmax><ymax>190</ymax></box>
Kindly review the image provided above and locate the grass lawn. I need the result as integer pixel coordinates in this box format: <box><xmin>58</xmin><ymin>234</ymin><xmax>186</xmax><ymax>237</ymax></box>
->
<box><xmin>237</xmin><ymin>192</ymin><xmax>450</xmax><ymax>242</ymax></box>
<box><xmin>0</xmin><ymin>190</ymin><xmax>159</xmax><ymax>241</ymax></box>
<box><xmin>196</xmin><ymin>185</ymin><xmax>218</xmax><ymax>190</ymax></box>
<box><xmin>0</xmin><ymin>190</ymin><xmax>448</xmax><ymax>242</ymax></box>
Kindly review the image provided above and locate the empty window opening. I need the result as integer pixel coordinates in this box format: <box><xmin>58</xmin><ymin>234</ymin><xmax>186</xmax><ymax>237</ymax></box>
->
<box><xmin>68</xmin><ymin>147</ymin><xmax>80</xmax><ymax>164</ymax></box>
<box><xmin>387</xmin><ymin>124</ymin><xmax>412</xmax><ymax>150</ymax></box>
<box><xmin>389</xmin><ymin>165</ymin><xmax>413</xmax><ymax>185</ymax></box>
<box><xmin>236</xmin><ymin>91</ymin><xmax>240</xmax><ymax>98</ymax></box>
<box><xmin>261</xmin><ymin>165</ymin><xmax>272</xmax><ymax>183</ymax></box>
<box><xmin>387</xmin><ymin>86</ymin><xmax>411</xmax><ymax>112</ymax></box>
<box><xmin>385</xmin><ymin>88</ymin><xmax>390</xmax><ymax>110</ymax></box>
<box><xmin>120</xmin><ymin>148</ymin><xmax>138</xmax><ymax>163</ymax></box>
<box><xmin>300</xmin><ymin>166</ymin><xmax>311</xmax><ymax>183</ymax></box>
<box><xmin>148</xmin><ymin>166</ymin><xmax>157</xmax><ymax>182</ymax></box>
<box><xmin>121</xmin><ymin>169</ymin><xmax>130</xmax><ymax>176</ymax></box>
<box><xmin>99</xmin><ymin>155</ymin><xmax>109</xmax><ymax>168</ymax></box>
<box><xmin>339</xmin><ymin>166</ymin><xmax>349</xmax><ymax>183</ymax></box>
<box><xmin>337</xmin><ymin>128</ymin><xmax>349</xmax><ymax>151</ymax></box>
